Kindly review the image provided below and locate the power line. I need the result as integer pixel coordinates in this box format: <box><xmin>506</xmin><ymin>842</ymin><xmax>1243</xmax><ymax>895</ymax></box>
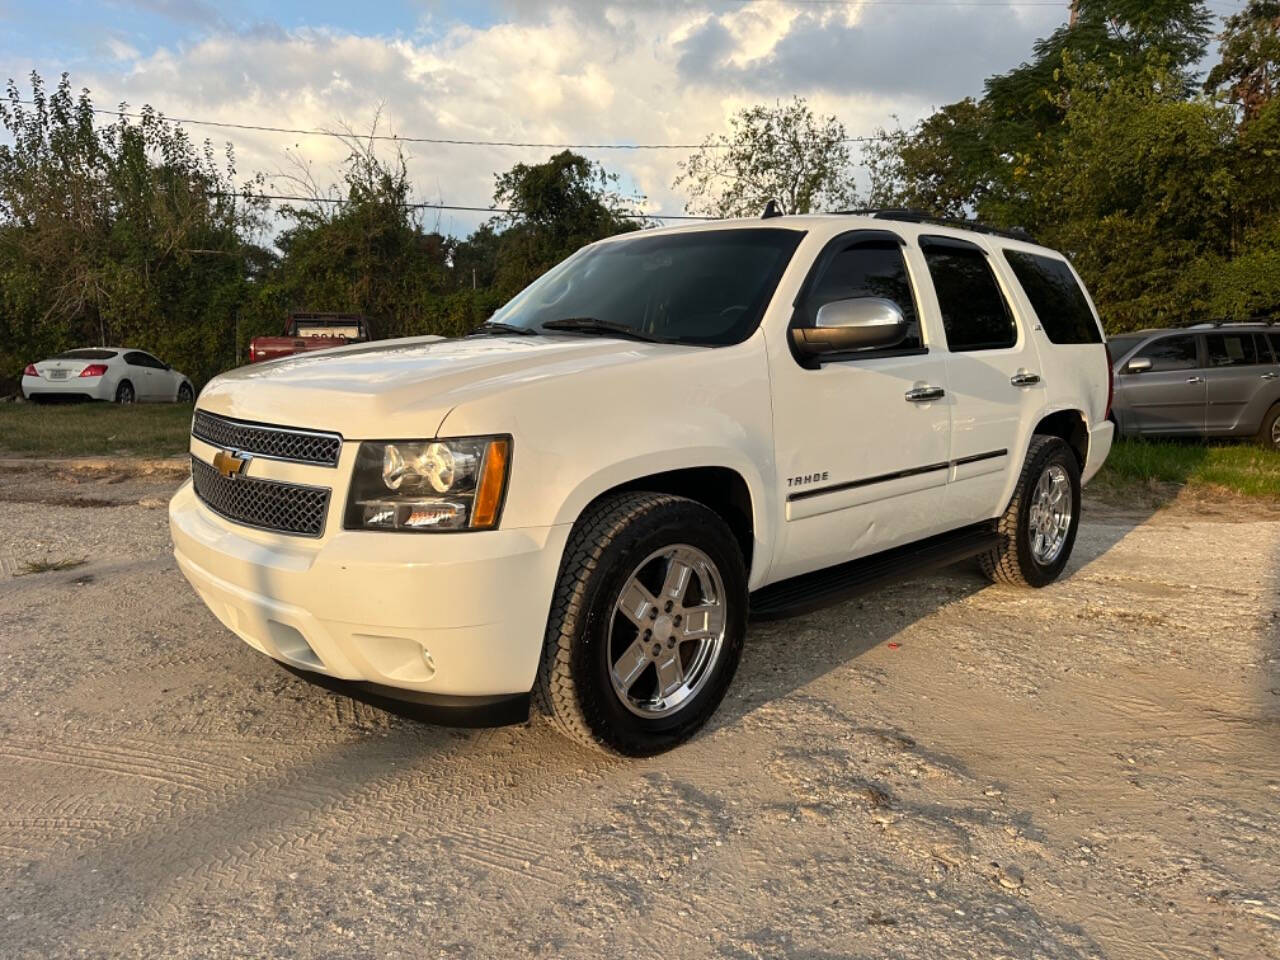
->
<box><xmin>212</xmin><ymin>191</ymin><xmax>717</xmax><ymax>220</ymax></box>
<box><xmin>10</xmin><ymin>99</ymin><xmax>892</xmax><ymax>150</ymax></box>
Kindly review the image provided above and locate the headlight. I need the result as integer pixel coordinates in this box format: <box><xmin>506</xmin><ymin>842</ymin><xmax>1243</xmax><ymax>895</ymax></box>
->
<box><xmin>344</xmin><ymin>436</ymin><xmax>511</xmax><ymax>532</ymax></box>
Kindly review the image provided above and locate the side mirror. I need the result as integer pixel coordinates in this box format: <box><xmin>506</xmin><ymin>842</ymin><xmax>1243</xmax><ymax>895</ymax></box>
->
<box><xmin>791</xmin><ymin>297</ymin><xmax>909</xmax><ymax>360</ymax></box>
<box><xmin>1125</xmin><ymin>357</ymin><xmax>1153</xmax><ymax>374</ymax></box>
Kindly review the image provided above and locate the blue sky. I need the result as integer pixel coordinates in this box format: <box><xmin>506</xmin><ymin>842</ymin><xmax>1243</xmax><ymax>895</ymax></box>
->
<box><xmin>0</xmin><ymin>1</ymin><xmax>1241</xmax><ymax>238</ymax></box>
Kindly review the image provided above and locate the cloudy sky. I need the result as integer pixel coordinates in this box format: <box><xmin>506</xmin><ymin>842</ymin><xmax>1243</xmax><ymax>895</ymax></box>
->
<box><xmin>0</xmin><ymin>0</ymin><xmax>1201</xmax><ymax>237</ymax></box>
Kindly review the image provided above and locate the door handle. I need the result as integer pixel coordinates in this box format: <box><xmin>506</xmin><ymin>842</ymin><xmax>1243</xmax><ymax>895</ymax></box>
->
<box><xmin>1262</xmin><ymin>372</ymin><xmax>1278</xmax><ymax>380</ymax></box>
<box><xmin>905</xmin><ymin>385</ymin><xmax>945</xmax><ymax>403</ymax></box>
<box><xmin>1010</xmin><ymin>372</ymin><xmax>1041</xmax><ymax>387</ymax></box>
<box><xmin>1186</xmin><ymin>376</ymin><xmax>1205</xmax><ymax>384</ymax></box>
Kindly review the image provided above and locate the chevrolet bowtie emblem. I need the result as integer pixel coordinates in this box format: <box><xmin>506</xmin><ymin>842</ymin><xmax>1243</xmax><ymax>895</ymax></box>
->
<box><xmin>213</xmin><ymin>449</ymin><xmax>251</xmax><ymax>479</ymax></box>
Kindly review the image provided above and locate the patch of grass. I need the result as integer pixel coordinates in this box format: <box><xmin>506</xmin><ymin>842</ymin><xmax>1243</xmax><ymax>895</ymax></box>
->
<box><xmin>0</xmin><ymin>402</ymin><xmax>191</xmax><ymax>458</ymax></box>
<box><xmin>1095</xmin><ymin>439</ymin><xmax>1280</xmax><ymax>500</ymax></box>
<box><xmin>19</xmin><ymin>556</ymin><xmax>88</xmax><ymax>575</ymax></box>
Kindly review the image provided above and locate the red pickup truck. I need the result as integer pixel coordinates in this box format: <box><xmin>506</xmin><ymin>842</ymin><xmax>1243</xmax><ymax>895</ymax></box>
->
<box><xmin>248</xmin><ymin>313</ymin><xmax>373</xmax><ymax>363</ymax></box>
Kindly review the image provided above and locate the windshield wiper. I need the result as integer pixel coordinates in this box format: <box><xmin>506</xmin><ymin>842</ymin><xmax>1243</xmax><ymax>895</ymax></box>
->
<box><xmin>540</xmin><ymin>317</ymin><xmax>671</xmax><ymax>344</ymax></box>
<box><xmin>469</xmin><ymin>321</ymin><xmax>538</xmax><ymax>337</ymax></box>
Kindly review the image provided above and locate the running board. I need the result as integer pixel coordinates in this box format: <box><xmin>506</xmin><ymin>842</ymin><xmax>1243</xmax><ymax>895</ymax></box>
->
<box><xmin>749</xmin><ymin>523</ymin><xmax>1000</xmax><ymax>621</ymax></box>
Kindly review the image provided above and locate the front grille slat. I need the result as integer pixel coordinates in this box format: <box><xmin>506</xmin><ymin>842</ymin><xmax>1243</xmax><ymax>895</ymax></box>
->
<box><xmin>192</xmin><ymin>410</ymin><xmax>341</xmax><ymax>467</ymax></box>
<box><xmin>191</xmin><ymin>456</ymin><xmax>330</xmax><ymax>537</ymax></box>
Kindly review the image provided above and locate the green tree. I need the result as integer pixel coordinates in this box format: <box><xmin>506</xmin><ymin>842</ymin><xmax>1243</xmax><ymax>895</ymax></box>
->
<box><xmin>1205</xmin><ymin>0</ymin><xmax>1280</xmax><ymax>121</ymax></box>
<box><xmin>871</xmin><ymin>2</ymin><xmax>1215</xmax><ymax>230</ymax></box>
<box><xmin>486</xmin><ymin>150</ymin><xmax>644</xmax><ymax>296</ymax></box>
<box><xmin>249</xmin><ymin>130</ymin><xmax>458</xmax><ymax>344</ymax></box>
<box><xmin>674</xmin><ymin>97</ymin><xmax>858</xmax><ymax>218</ymax></box>
<box><xmin>0</xmin><ymin>71</ymin><xmax>266</xmax><ymax>385</ymax></box>
<box><xmin>1031</xmin><ymin>63</ymin><xmax>1236</xmax><ymax>330</ymax></box>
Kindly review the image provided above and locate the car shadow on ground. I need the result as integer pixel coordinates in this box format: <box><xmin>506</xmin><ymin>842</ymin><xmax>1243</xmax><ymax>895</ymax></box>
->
<box><xmin>704</xmin><ymin>496</ymin><xmax>1158</xmax><ymax>738</ymax></box>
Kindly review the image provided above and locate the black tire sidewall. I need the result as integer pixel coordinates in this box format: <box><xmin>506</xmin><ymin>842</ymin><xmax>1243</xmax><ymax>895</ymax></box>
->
<box><xmin>570</xmin><ymin>502</ymin><xmax>747</xmax><ymax>755</ymax></box>
<box><xmin>116</xmin><ymin>381</ymin><xmax>134</xmax><ymax>404</ymax></box>
<box><xmin>1013</xmin><ymin>440</ymin><xmax>1082</xmax><ymax>587</ymax></box>
<box><xmin>1260</xmin><ymin>406</ymin><xmax>1280</xmax><ymax>451</ymax></box>
<box><xmin>178</xmin><ymin>383</ymin><xmax>193</xmax><ymax>403</ymax></box>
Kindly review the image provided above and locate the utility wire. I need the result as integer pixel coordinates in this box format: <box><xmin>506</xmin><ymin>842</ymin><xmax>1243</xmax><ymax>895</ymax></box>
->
<box><xmin>211</xmin><ymin>191</ymin><xmax>718</xmax><ymax>220</ymax></box>
<box><xmin>10</xmin><ymin>99</ymin><xmax>893</xmax><ymax>150</ymax></box>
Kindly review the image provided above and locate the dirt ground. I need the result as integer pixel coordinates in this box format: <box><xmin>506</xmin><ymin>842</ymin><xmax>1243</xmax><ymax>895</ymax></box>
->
<box><xmin>1</xmin><ymin>462</ymin><xmax>1277</xmax><ymax>959</ymax></box>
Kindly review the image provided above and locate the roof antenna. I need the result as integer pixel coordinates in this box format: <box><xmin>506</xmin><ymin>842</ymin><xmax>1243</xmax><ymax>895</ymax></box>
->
<box><xmin>761</xmin><ymin>199</ymin><xmax>783</xmax><ymax>219</ymax></box>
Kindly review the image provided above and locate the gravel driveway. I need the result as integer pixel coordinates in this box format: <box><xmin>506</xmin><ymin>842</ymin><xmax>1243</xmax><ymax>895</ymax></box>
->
<box><xmin>1</xmin><ymin>463</ymin><xmax>1277</xmax><ymax>959</ymax></box>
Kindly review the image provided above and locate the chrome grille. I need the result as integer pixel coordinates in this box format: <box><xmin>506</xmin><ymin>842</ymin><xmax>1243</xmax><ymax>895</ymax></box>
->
<box><xmin>192</xmin><ymin>410</ymin><xmax>342</xmax><ymax>467</ymax></box>
<box><xmin>190</xmin><ymin>456</ymin><xmax>330</xmax><ymax>537</ymax></box>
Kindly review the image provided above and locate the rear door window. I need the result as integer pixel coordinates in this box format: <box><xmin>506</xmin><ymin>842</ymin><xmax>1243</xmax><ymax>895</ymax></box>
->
<box><xmin>1002</xmin><ymin>251</ymin><xmax>1102</xmax><ymax>344</ymax></box>
<box><xmin>1134</xmin><ymin>335</ymin><xmax>1199</xmax><ymax>371</ymax></box>
<box><xmin>921</xmin><ymin>240</ymin><xmax>1016</xmax><ymax>352</ymax></box>
<box><xmin>1207</xmin><ymin>333</ymin><xmax>1259</xmax><ymax>367</ymax></box>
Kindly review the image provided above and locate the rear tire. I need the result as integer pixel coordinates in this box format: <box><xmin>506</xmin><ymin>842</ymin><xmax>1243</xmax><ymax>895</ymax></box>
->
<box><xmin>981</xmin><ymin>435</ymin><xmax>1081</xmax><ymax>588</ymax></box>
<box><xmin>177</xmin><ymin>382</ymin><xmax>194</xmax><ymax>404</ymax></box>
<box><xmin>1256</xmin><ymin>403</ymin><xmax>1280</xmax><ymax>452</ymax></box>
<box><xmin>535</xmin><ymin>492</ymin><xmax>747</xmax><ymax>756</ymax></box>
<box><xmin>115</xmin><ymin>381</ymin><xmax>135</xmax><ymax>405</ymax></box>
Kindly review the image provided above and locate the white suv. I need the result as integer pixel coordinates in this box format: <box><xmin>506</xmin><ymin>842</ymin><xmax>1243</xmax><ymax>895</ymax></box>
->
<box><xmin>169</xmin><ymin>211</ymin><xmax>1114</xmax><ymax>755</ymax></box>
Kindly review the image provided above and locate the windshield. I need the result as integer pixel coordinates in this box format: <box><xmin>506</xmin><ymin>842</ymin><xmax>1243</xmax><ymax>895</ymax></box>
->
<box><xmin>488</xmin><ymin>228</ymin><xmax>804</xmax><ymax>346</ymax></box>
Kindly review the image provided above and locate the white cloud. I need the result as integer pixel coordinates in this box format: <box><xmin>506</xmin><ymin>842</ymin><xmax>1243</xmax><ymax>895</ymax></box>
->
<box><xmin>23</xmin><ymin>1</ymin><xmax>1065</xmax><ymax>236</ymax></box>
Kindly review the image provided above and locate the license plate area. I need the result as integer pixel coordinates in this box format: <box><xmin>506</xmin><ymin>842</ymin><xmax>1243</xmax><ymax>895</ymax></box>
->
<box><xmin>48</xmin><ymin>370</ymin><xmax>69</xmax><ymax>380</ymax></box>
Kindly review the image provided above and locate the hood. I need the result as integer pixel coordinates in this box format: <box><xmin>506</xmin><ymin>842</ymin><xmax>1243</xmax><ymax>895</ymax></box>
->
<box><xmin>196</xmin><ymin>334</ymin><xmax>694</xmax><ymax>438</ymax></box>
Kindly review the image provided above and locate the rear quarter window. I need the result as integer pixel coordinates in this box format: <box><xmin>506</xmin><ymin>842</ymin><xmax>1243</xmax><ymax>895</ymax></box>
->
<box><xmin>1003</xmin><ymin>250</ymin><xmax>1102</xmax><ymax>345</ymax></box>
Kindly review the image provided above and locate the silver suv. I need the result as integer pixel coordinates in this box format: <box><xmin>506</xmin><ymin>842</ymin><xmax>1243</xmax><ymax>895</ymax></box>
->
<box><xmin>1109</xmin><ymin>324</ymin><xmax>1280</xmax><ymax>449</ymax></box>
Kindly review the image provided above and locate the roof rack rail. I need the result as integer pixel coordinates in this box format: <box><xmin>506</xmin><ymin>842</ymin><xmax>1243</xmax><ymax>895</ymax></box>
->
<box><xmin>1190</xmin><ymin>317</ymin><xmax>1278</xmax><ymax>328</ymax></box>
<box><xmin>838</xmin><ymin>208</ymin><xmax>1036</xmax><ymax>244</ymax></box>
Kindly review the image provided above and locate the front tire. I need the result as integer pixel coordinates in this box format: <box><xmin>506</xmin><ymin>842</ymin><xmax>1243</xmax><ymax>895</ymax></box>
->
<box><xmin>981</xmin><ymin>435</ymin><xmax>1081</xmax><ymax>588</ymax></box>
<box><xmin>535</xmin><ymin>492</ymin><xmax>747</xmax><ymax>756</ymax></box>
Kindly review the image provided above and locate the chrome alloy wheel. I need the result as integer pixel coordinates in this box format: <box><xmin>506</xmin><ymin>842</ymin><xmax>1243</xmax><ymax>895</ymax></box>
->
<box><xmin>1027</xmin><ymin>463</ymin><xmax>1072</xmax><ymax>565</ymax></box>
<box><xmin>1271</xmin><ymin>416</ymin><xmax>1280</xmax><ymax>447</ymax></box>
<box><xmin>608</xmin><ymin>544</ymin><xmax>727</xmax><ymax>719</ymax></box>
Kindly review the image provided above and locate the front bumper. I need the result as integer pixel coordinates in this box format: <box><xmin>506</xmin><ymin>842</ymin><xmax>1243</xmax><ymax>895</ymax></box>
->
<box><xmin>170</xmin><ymin>478</ymin><xmax>571</xmax><ymax>705</ymax></box>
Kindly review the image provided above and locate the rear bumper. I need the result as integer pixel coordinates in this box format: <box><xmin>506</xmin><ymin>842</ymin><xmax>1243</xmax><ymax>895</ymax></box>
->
<box><xmin>22</xmin><ymin>374</ymin><xmax>112</xmax><ymax>401</ymax></box>
<box><xmin>1082</xmin><ymin>419</ymin><xmax>1114</xmax><ymax>485</ymax></box>
<box><xmin>170</xmin><ymin>479</ymin><xmax>571</xmax><ymax>700</ymax></box>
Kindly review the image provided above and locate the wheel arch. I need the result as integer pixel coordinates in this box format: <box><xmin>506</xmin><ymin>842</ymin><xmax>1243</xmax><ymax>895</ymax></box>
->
<box><xmin>565</xmin><ymin>463</ymin><xmax>763</xmax><ymax>586</ymax></box>
<box><xmin>1032</xmin><ymin>408</ymin><xmax>1088</xmax><ymax>469</ymax></box>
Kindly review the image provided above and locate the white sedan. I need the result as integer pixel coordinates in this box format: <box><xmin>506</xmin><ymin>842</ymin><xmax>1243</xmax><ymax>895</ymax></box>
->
<box><xmin>22</xmin><ymin>348</ymin><xmax>195</xmax><ymax>404</ymax></box>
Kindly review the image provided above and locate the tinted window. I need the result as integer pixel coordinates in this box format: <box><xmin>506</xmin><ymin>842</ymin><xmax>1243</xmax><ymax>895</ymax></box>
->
<box><xmin>922</xmin><ymin>242</ymin><xmax>1016</xmax><ymax>352</ymax></box>
<box><xmin>125</xmin><ymin>352</ymin><xmax>166</xmax><ymax>369</ymax></box>
<box><xmin>1269</xmin><ymin>333</ymin><xmax>1280</xmax><ymax>362</ymax></box>
<box><xmin>1003</xmin><ymin>251</ymin><xmax>1101</xmax><ymax>344</ymax></box>
<box><xmin>803</xmin><ymin>239</ymin><xmax>921</xmax><ymax>351</ymax></box>
<box><xmin>1207</xmin><ymin>333</ymin><xmax>1259</xmax><ymax>367</ymax></box>
<box><xmin>54</xmin><ymin>349</ymin><xmax>118</xmax><ymax>360</ymax></box>
<box><xmin>1134</xmin><ymin>335</ymin><xmax>1198</xmax><ymax>371</ymax></box>
<box><xmin>1254</xmin><ymin>333</ymin><xmax>1274</xmax><ymax>363</ymax></box>
<box><xmin>488</xmin><ymin>228</ymin><xmax>804</xmax><ymax>346</ymax></box>
<box><xmin>1108</xmin><ymin>335</ymin><xmax>1146</xmax><ymax>362</ymax></box>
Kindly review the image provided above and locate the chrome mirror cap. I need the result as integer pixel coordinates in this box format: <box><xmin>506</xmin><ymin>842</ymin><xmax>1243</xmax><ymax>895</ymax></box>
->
<box><xmin>793</xmin><ymin>297</ymin><xmax>910</xmax><ymax>360</ymax></box>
